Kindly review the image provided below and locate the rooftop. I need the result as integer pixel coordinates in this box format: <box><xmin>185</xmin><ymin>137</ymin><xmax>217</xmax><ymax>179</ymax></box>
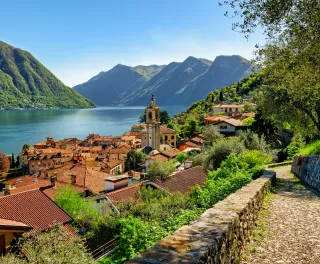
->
<box><xmin>105</xmin><ymin>175</ymin><xmax>128</xmax><ymax>182</ymax></box>
<box><xmin>0</xmin><ymin>189</ymin><xmax>72</xmax><ymax>231</ymax></box>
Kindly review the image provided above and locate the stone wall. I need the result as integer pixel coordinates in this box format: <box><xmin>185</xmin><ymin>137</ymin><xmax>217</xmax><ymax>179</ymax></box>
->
<box><xmin>292</xmin><ymin>154</ymin><xmax>320</xmax><ymax>191</ymax></box>
<box><xmin>127</xmin><ymin>170</ymin><xmax>276</xmax><ymax>264</ymax></box>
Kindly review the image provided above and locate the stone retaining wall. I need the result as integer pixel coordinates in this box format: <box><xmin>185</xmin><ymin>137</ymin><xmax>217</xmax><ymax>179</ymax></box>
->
<box><xmin>127</xmin><ymin>170</ymin><xmax>276</xmax><ymax>264</ymax></box>
<box><xmin>292</xmin><ymin>154</ymin><xmax>320</xmax><ymax>191</ymax></box>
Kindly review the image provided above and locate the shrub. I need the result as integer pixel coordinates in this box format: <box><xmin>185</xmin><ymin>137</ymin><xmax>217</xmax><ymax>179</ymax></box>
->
<box><xmin>147</xmin><ymin>159</ymin><xmax>176</xmax><ymax>181</ymax></box>
<box><xmin>176</xmin><ymin>152</ymin><xmax>188</xmax><ymax>164</ymax></box>
<box><xmin>300</xmin><ymin>140</ymin><xmax>320</xmax><ymax>157</ymax></box>
<box><xmin>286</xmin><ymin>136</ymin><xmax>305</xmax><ymax>159</ymax></box>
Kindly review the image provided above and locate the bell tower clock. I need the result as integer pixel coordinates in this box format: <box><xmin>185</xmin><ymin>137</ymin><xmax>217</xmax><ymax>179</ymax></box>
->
<box><xmin>146</xmin><ymin>95</ymin><xmax>160</xmax><ymax>150</ymax></box>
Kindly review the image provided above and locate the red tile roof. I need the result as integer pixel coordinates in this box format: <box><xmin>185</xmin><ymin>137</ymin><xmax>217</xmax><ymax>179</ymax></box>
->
<box><xmin>160</xmin><ymin>125</ymin><xmax>177</xmax><ymax>134</ymax></box>
<box><xmin>0</xmin><ymin>190</ymin><xmax>72</xmax><ymax>231</ymax></box>
<box><xmin>161</xmin><ymin>148</ymin><xmax>181</xmax><ymax>158</ymax></box>
<box><xmin>152</xmin><ymin>166</ymin><xmax>207</xmax><ymax>194</ymax></box>
<box><xmin>106</xmin><ymin>181</ymin><xmax>145</xmax><ymax>204</ymax></box>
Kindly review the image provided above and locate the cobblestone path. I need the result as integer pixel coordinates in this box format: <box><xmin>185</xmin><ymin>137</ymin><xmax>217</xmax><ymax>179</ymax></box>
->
<box><xmin>242</xmin><ymin>166</ymin><xmax>320</xmax><ymax>264</ymax></box>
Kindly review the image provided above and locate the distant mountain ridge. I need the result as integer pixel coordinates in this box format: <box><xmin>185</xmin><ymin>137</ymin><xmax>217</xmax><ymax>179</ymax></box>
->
<box><xmin>0</xmin><ymin>40</ymin><xmax>95</xmax><ymax>109</ymax></box>
<box><xmin>74</xmin><ymin>55</ymin><xmax>252</xmax><ymax>106</ymax></box>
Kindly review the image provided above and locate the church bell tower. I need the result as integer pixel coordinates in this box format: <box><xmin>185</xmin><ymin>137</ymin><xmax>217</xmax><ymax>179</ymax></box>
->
<box><xmin>146</xmin><ymin>95</ymin><xmax>160</xmax><ymax>150</ymax></box>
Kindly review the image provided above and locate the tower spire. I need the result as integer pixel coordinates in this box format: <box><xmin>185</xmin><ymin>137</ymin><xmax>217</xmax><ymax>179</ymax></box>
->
<box><xmin>150</xmin><ymin>94</ymin><xmax>156</xmax><ymax>107</ymax></box>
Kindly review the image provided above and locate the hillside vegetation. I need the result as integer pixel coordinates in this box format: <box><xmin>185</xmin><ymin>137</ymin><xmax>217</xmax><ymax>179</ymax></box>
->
<box><xmin>0</xmin><ymin>41</ymin><xmax>95</xmax><ymax>109</ymax></box>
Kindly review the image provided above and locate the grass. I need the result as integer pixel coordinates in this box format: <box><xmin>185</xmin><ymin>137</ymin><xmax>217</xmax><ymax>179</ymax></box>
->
<box><xmin>300</xmin><ymin>140</ymin><xmax>320</xmax><ymax>157</ymax></box>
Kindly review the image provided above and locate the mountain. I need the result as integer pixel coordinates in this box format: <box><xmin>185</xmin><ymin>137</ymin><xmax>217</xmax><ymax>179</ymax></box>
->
<box><xmin>74</xmin><ymin>64</ymin><xmax>165</xmax><ymax>105</ymax></box>
<box><xmin>74</xmin><ymin>55</ymin><xmax>252</xmax><ymax>106</ymax></box>
<box><xmin>0</xmin><ymin>41</ymin><xmax>95</xmax><ymax>109</ymax></box>
<box><xmin>121</xmin><ymin>56</ymin><xmax>213</xmax><ymax>106</ymax></box>
<box><xmin>167</xmin><ymin>55</ymin><xmax>253</xmax><ymax>105</ymax></box>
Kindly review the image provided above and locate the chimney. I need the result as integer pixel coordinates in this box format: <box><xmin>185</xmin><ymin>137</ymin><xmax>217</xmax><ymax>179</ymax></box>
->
<box><xmin>71</xmin><ymin>174</ymin><xmax>77</xmax><ymax>185</ymax></box>
<box><xmin>50</xmin><ymin>174</ymin><xmax>56</xmax><ymax>187</ymax></box>
<box><xmin>184</xmin><ymin>161</ymin><xmax>193</xmax><ymax>169</ymax></box>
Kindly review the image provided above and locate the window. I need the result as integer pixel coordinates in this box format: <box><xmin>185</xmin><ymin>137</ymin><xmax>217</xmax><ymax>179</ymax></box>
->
<box><xmin>43</xmin><ymin>162</ymin><xmax>46</xmax><ymax>166</ymax></box>
<box><xmin>171</xmin><ymin>135</ymin><xmax>174</xmax><ymax>139</ymax></box>
<box><xmin>220</xmin><ymin>125</ymin><xmax>228</xmax><ymax>129</ymax></box>
<box><xmin>48</xmin><ymin>162</ymin><xmax>51</xmax><ymax>166</ymax></box>
<box><xmin>32</xmin><ymin>162</ymin><xmax>35</xmax><ymax>167</ymax></box>
<box><xmin>38</xmin><ymin>162</ymin><xmax>40</xmax><ymax>166</ymax></box>
<box><xmin>165</xmin><ymin>135</ymin><xmax>168</xmax><ymax>141</ymax></box>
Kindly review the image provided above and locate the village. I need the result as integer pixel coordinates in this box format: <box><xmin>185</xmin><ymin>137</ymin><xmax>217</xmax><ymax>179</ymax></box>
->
<box><xmin>0</xmin><ymin>95</ymin><xmax>256</xmax><ymax>259</ymax></box>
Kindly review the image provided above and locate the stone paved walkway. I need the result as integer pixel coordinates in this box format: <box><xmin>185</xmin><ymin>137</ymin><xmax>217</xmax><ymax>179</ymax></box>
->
<box><xmin>242</xmin><ymin>166</ymin><xmax>320</xmax><ymax>264</ymax></box>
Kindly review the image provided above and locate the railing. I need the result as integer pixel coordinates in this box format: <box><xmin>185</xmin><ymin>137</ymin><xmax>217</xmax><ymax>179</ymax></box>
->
<box><xmin>92</xmin><ymin>238</ymin><xmax>117</xmax><ymax>262</ymax></box>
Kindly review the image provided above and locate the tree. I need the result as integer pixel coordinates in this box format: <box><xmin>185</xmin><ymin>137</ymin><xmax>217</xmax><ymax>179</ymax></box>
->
<box><xmin>176</xmin><ymin>152</ymin><xmax>188</xmax><ymax>164</ymax></box>
<box><xmin>125</xmin><ymin>150</ymin><xmax>146</xmax><ymax>171</ymax></box>
<box><xmin>221</xmin><ymin>0</ymin><xmax>320</xmax><ymax>138</ymax></box>
<box><xmin>0</xmin><ymin>152</ymin><xmax>10</xmax><ymax>173</ymax></box>
<box><xmin>22</xmin><ymin>144</ymin><xmax>31</xmax><ymax>150</ymax></box>
<box><xmin>0</xmin><ymin>225</ymin><xmax>94</xmax><ymax>264</ymax></box>
<box><xmin>54</xmin><ymin>186</ymin><xmax>101</xmax><ymax>229</ymax></box>
<box><xmin>160</xmin><ymin>111</ymin><xmax>170</xmax><ymax>124</ymax></box>
<box><xmin>219</xmin><ymin>91</ymin><xmax>224</xmax><ymax>102</ymax></box>
<box><xmin>184</xmin><ymin>119</ymin><xmax>198</xmax><ymax>138</ymax></box>
<box><xmin>203</xmin><ymin>125</ymin><xmax>223</xmax><ymax>146</ymax></box>
<box><xmin>147</xmin><ymin>159</ymin><xmax>176</xmax><ymax>181</ymax></box>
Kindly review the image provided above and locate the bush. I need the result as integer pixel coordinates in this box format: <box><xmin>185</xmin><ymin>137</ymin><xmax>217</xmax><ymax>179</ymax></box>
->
<box><xmin>286</xmin><ymin>136</ymin><xmax>305</xmax><ymax>159</ymax></box>
<box><xmin>300</xmin><ymin>140</ymin><xmax>320</xmax><ymax>157</ymax></box>
<box><xmin>176</xmin><ymin>152</ymin><xmax>188</xmax><ymax>164</ymax></box>
<box><xmin>147</xmin><ymin>159</ymin><xmax>176</xmax><ymax>181</ymax></box>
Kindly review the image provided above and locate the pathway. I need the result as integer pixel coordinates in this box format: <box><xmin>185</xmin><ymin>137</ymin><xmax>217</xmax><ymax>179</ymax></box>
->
<box><xmin>242</xmin><ymin>166</ymin><xmax>320</xmax><ymax>264</ymax></box>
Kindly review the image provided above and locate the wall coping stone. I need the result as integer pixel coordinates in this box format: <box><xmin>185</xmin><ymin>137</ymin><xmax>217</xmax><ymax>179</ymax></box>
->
<box><xmin>127</xmin><ymin>169</ymin><xmax>276</xmax><ymax>264</ymax></box>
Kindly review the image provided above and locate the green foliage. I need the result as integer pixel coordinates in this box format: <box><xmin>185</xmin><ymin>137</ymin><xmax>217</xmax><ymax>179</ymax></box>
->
<box><xmin>0</xmin><ymin>41</ymin><xmax>95</xmax><ymax>109</ymax></box>
<box><xmin>0</xmin><ymin>225</ymin><xmax>94</xmax><ymax>264</ymax></box>
<box><xmin>221</xmin><ymin>0</ymin><xmax>320</xmax><ymax>138</ymax></box>
<box><xmin>176</xmin><ymin>152</ymin><xmax>188</xmax><ymax>164</ymax></box>
<box><xmin>203</xmin><ymin>125</ymin><xmax>223</xmax><ymax>146</ymax></box>
<box><xmin>54</xmin><ymin>186</ymin><xmax>101</xmax><ymax>229</ymax></box>
<box><xmin>242</xmin><ymin>116</ymin><xmax>255</xmax><ymax>126</ymax></box>
<box><xmin>286</xmin><ymin>136</ymin><xmax>305</xmax><ymax>159</ymax></box>
<box><xmin>147</xmin><ymin>159</ymin><xmax>176</xmax><ymax>181</ymax></box>
<box><xmin>125</xmin><ymin>150</ymin><xmax>146</xmax><ymax>171</ymax></box>
<box><xmin>22</xmin><ymin>144</ymin><xmax>31</xmax><ymax>150</ymax></box>
<box><xmin>300</xmin><ymin>140</ymin><xmax>320</xmax><ymax>157</ymax></box>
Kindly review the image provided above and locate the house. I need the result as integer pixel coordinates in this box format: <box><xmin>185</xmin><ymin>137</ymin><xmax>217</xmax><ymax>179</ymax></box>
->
<box><xmin>28</xmin><ymin>154</ymin><xmax>55</xmax><ymax>174</ymax></box>
<box><xmin>123</xmin><ymin>131</ymin><xmax>147</xmax><ymax>148</ymax></box>
<box><xmin>0</xmin><ymin>189</ymin><xmax>74</xmax><ymax>255</ymax></box>
<box><xmin>100</xmin><ymin>160</ymin><xmax>123</xmax><ymax>175</ymax></box>
<box><xmin>179</xmin><ymin>140</ymin><xmax>202</xmax><ymax>151</ymax></box>
<box><xmin>212</xmin><ymin>104</ymin><xmax>244</xmax><ymax>116</ymax></box>
<box><xmin>49</xmin><ymin>164</ymin><xmax>109</xmax><ymax>193</ymax></box>
<box><xmin>213</xmin><ymin>118</ymin><xmax>243</xmax><ymax>136</ymax></box>
<box><xmin>33</xmin><ymin>141</ymin><xmax>47</xmax><ymax>150</ymax></box>
<box><xmin>160</xmin><ymin>125</ymin><xmax>177</xmax><ymax>147</ymax></box>
<box><xmin>161</xmin><ymin>148</ymin><xmax>181</xmax><ymax>159</ymax></box>
<box><xmin>90</xmin><ymin>146</ymin><xmax>103</xmax><ymax>155</ymax></box>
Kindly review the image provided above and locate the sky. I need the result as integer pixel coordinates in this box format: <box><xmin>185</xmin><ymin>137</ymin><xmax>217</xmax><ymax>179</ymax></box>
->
<box><xmin>1</xmin><ymin>0</ymin><xmax>265</xmax><ymax>87</ymax></box>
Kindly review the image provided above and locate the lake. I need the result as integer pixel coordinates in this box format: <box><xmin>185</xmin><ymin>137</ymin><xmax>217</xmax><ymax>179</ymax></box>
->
<box><xmin>0</xmin><ymin>106</ymin><xmax>186</xmax><ymax>156</ymax></box>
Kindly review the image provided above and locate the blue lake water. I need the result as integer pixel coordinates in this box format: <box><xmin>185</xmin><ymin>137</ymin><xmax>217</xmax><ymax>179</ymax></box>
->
<box><xmin>0</xmin><ymin>106</ymin><xmax>185</xmax><ymax>155</ymax></box>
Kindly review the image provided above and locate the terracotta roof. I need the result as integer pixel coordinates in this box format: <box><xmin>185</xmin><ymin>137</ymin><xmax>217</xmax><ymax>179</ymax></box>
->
<box><xmin>90</xmin><ymin>146</ymin><xmax>102</xmax><ymax>151</ymax></box>
<box><xmin>160</xmin><ymin>125</ymin><xmax>177</xmax><ymax>134</ymax></box>
<box><xmin>107</xmin><ymin>182</ymin><xmax>145</xmax><ymax>204</ymax></box>
<box><xmin>49</xmin><ymin>164</ymin><xmax>109</xmax><ymax>192</ymax></box>
<box><xmin>109</xmin><ymin>148</ymin><xmax>130</xmax><ymax>154</ymax></box>
<box><xmin>190</xmin><ymin>136</ymin><xmax>205</xmax><ymax>144</ymax></box>
<box><xmin>149</xmin><ymin>153</ymin><xmax>169</xmax><ymax>161</ymax></box>
<box><xmin>152</xmin><ymin>166</ymin><xmax>207</xmax><ymax>194</ymax></box>
<box><xmin>0</xmin><ymin>218</ymin><xmax>32</xmax><ymax>230</ymax></box>
<box><xmin>34</xmin><ymin>141</ymin><xmax>47</xmax><ymax>146</ymax></box>
<box><xmin>215</xmin><ymin>118</ymin><xmax>242</xmax><ymax>126</ymax></box>
<box><xmin>103</xmin><ymin>160</ymin><xmax>123</xmax><ymax>169</ymax></box>
<box><xmin>123</xmin><ymin>131</ymin><xmax>146</xmax><ymax>139</ymax></box>
<box><xmin>0</xmin><ymin>189</ymin><xmax>72</xmax><ymax>231</ymax></box>
<box><xmin>181</xmin><ymin>141</ymin><xmax>202</xmax><ymax>148</ymax></box>
<box><xmin>161</xmin><ymin>148</ymin><xmax>181</xmax><ymax>158</ymax></box>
